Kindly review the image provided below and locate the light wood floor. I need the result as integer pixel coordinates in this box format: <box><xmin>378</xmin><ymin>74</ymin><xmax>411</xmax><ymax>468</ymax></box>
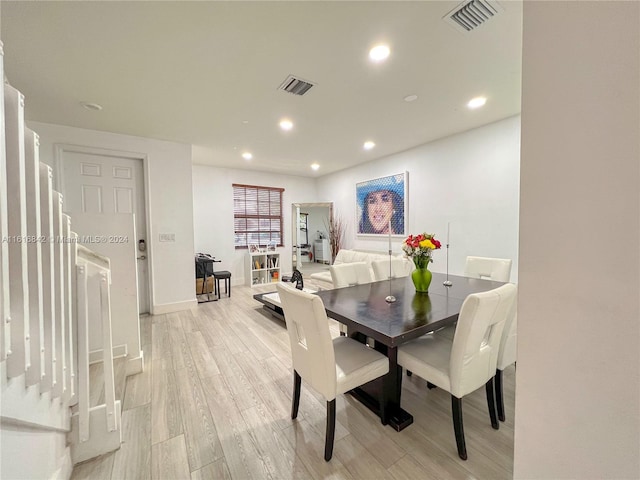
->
<box><xmin>71</xmin><ymin>281</ymin><xmax>515</xmax><ymax>480</ymax></box>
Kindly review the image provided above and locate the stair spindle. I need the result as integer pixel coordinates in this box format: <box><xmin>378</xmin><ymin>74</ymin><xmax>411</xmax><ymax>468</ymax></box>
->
<box><xmin>4</xmin><ymin>84</ymin><xmax>30</xmax><ymax>378</ymax></box>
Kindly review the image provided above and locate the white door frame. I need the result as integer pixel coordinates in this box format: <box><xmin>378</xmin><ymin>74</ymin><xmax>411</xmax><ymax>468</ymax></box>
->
<box><xmin>53</xmin><ymin>143</ymin><xmax>154</xmax><ymax>313</ymax></box>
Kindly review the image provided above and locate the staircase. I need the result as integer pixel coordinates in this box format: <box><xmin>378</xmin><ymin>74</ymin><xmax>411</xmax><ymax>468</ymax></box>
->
<box><xmin>0</xmin><ymin>41</ymin><xmax>125</xmax><ymax>479</ymax></box>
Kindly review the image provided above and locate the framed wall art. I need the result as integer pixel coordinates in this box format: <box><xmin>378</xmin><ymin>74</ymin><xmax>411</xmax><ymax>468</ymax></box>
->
<box><xmin>356</xmin><ymin>172</ymin><xmax>407</xmax><ymax>236</ymax></box>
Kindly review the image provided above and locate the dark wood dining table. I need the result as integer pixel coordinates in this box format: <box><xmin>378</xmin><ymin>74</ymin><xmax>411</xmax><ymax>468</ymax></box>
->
<box><xmin>314</xmin><ymin>272</ymin><xmax>506</xmax><ymax>431</ymax></box>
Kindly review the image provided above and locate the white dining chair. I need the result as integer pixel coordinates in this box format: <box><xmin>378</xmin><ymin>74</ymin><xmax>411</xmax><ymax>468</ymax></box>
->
<box><xmin>495</xmin><ymin>296</ymin><xmax>517</xmax><ymax>422</ymax></box>
<box><xmin>330</xmin><ymin>262</ymin><xmax>374</xmax><ymax>337</ymax></box>
<box><xmin>371</xmin><ymin>257</ymin><xmax>414</xmax><ymax>281</ymax></box>
<box><xmin>464</xmin><ymin>256</ymin><xmax>512</xmax><ymax>283</ymax></box>
<box><xmin>397</xmin><ymin>283</ymin><xmax>516</xmax><ymax>460</ymax></box>
<box><xmin>276</xmin><ymin>284</ymin><xmax>389</xmax><ymax>461</ymax></box>
<box><xmin>330</xmin><ymin>261</ymin><xmax>373</xmax><ymax>287</ymax></box>
<box><xmin>433</xmin><ymin>257</ymin><xmax>512</xmax><ymax>345</ymax></box>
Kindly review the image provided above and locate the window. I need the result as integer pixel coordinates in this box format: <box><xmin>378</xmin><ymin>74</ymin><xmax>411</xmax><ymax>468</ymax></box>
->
<box><xmin>233</xmin><ymin>183</ymin><xmax>284</xmax><ymax>249</ymax></box>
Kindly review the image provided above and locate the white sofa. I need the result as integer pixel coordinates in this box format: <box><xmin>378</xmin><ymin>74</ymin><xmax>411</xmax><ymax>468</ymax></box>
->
<box><xmin>309</xmin><ymin>249</ymin><xmax>402</xmax><ymax>288</ymax></box>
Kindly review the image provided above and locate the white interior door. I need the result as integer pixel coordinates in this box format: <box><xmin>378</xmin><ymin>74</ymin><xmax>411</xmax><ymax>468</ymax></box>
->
<box><xmin>59</xmin><ymin>149</ymin><xmax>149</xmax><ymax>314</ymax></box>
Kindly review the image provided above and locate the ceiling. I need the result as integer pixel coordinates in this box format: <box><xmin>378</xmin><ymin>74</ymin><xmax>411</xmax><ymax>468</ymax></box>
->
<box><xmin>0</xmin><ymin>1</ymin><xmax>522</xmax><ymax>178</ymax></box>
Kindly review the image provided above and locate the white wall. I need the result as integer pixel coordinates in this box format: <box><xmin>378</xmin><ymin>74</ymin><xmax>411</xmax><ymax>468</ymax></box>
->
<box><xmin>192</xmin><ymin>165</ymin><xmax>317</xmax><ymax>285</ymax></box>
<box><xmin>516</xmin><ymin>2</ymin><xmax>639</xmax><ymax>478</ymax></box>
<box><xmin>30</xmin><ymin>122</ymin><xmax>196</xmax><ymax>313</ymax></box>
<box><xmin>316</xmin><ymin>116</ymin><xmax>521</xmax><ymax>281</ymax></box>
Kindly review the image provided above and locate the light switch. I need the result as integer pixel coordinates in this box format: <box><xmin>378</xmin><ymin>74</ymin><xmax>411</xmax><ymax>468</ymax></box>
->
<box><xmin>159</xmin><ymin>233</ymin><xmax>175</xmax><ymax>242</ymax></box>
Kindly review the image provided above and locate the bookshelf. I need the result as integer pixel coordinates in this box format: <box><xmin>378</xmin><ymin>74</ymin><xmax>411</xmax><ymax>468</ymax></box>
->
<box><xmin>246</xmin><ymin>251</ymin><xmax>280</xmax><ymax>286</ymax></box>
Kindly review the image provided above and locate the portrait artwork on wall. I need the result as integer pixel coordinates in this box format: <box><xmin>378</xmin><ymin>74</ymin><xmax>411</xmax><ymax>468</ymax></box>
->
<box><xmin>356</xmin><ymin>172</ymin><xmax>407</xmax><ymax>236</ymax></box>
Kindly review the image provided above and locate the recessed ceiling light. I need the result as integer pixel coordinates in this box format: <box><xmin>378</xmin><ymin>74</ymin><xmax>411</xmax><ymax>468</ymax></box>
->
<box><xmin>467</xmin><ymin>96</ymin><xmax>487</xmax><ymax>109</ymax></box>
<box><xmin>311</xmin><ymin>163</ymin><xmax>320</xmax><ymax>171</ymax></box>
<box><xmin>241</xmin><ymin>120</ymin><xmax>249</xmax><ymax>124</ymax></box>
<box><xmin>404</xmin><ymin>94</ymin><xmax>418</xmax><ymax>102</ymax></box>
<box><xmin>363</xmin><ymin>141</ymin><xmax>376</xmax><ymax>150</ymax></box>
<box><xmin>242</xmin><ymin>152</ymin><xmax>253</xmax><ymax>160</ymax></box>
<box><xmin>279</xmin><ymin>119</ymin><xmax>293</xmax><ymax>131</ymax></box>
<box><xmin>80</xmin><ymin>101</ymin><xmax>102</xmax><ymax>111</ymax></box>
<box><xmin>369</xmin><ymin>44</ymin><xmax>390</xmax><ymax>62</ymax></box>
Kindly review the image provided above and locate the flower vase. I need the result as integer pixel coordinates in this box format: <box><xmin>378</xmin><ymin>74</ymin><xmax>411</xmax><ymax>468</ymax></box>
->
<box><xmin>411</xmin><ymin>266</ymin><xmax>432</xmax><ymax>293</ymax></box>
<box><xmin>411</xmin><ymin>294</ymin><xmax>432</xmax><ymax>324</ymax></box>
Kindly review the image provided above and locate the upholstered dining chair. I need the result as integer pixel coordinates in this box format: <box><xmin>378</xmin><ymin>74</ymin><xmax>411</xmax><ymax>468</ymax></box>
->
<box><xmin>495</xmin><ymin>297</ymin><xmax>517</xmax><ymax>422</ymax></box>
<box><xmin>435</xmin><ymin>258</ymin><xmax>512</xmax><ymax>344</ymax></box>
<box><xmin>464</xmin><ymin>256</ymin><xmax>512</xmax><ymax>283</ymax></box>
<box><xmin>329</xmin><ymin>261</ymin><xmax>373</xmax><ymax>287</ymax></box>
<box><xmin>397</xmin><ymin>283</ymin><xmax>517</xmax><ymax>460</ymax></box>
<box><xmin>330</xmin><ymin>262</ymin><xmax>374</xmax><ymax>336</ymax></box>
<box><xmin>276</xmin><ymin>284</ymin><xmax>389</xmax><ymax>461</ymax></box>
<box><xmin>371</xmin><ymin>257</ymin><xmax>414</xmax><ymax>282</ymax></box>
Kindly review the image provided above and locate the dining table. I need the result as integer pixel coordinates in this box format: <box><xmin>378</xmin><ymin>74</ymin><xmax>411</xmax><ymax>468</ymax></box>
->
<box><xmin>314</xmin><ymin>272</ymin><xmax>506</xmax><ymax>431</ymax></box>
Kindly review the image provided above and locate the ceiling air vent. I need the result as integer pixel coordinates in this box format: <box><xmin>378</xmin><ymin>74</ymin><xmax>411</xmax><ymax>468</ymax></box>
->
<box><xmin>278</xmin><ymin>75</ymin><xmax>315</xmax><ymax>96</ymax></box>
<box><xmin>443</xmin><ymin>0</ymin><xmax>504</xmax><ymax>33</ymax></box>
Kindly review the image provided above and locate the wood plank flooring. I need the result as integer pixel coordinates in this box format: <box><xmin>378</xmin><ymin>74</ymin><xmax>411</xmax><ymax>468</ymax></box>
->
<box><xmin>71</xmin><ymin>282</ymin><xmax>515</xmax><ymax>480</ymax></box>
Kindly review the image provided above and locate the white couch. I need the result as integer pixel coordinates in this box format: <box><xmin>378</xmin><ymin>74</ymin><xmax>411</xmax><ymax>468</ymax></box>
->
<box><xmin>309</xmin><ymin>249</ymin><xmax>402</xmax><ymax>288</ymax></box>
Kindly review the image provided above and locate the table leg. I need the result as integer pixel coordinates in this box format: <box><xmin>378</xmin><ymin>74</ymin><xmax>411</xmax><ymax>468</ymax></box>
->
<box><xmin>347</xmin><ymin>328</ymin><xmax>413</xmax><ymax>431</ymax></box>
<box><xmin>382</xmin><ymin>346</ymin><xmax>413</xmax><ymax>431</ymax></box>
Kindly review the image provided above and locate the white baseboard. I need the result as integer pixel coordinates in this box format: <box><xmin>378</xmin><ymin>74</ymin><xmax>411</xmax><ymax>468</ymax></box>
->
<box><xmin>126</xmin><ymin>350</ymin><xmax>144</xmax><ymax>376</ymax></box>
<box><xmin>89</xmin><ymin>344</ymin><xmax>128</xmax><ymax>365</ymax></box>
<box><xmin>152</xmin><ymin>299</ymin><xmax>197</xmax><ymax>315</ymax></box>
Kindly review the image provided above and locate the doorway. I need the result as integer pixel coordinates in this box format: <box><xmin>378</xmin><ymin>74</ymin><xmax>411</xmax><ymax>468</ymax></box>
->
<box><xmin>55</xmin><ymin>145</ymin><xmax>150</xmax><ymax>314</ymax></box>
<box><xmin>291</xmin><ymin>202</ymin><xmax>333</xmax><ymax>276</ymax></box>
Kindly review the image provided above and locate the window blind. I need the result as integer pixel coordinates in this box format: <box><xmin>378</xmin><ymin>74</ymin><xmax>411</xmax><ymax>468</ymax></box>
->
<box><xmin>233</xmin><ymin>183</ymin><xmax>284</xmax><ymax>248</ymax></box>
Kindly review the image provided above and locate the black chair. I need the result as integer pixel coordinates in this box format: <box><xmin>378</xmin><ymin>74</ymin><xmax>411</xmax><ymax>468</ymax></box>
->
<box><xmin>213</xmin><ymin>270</ymin><xmax>232</xmax><ymax>299</ymax></box>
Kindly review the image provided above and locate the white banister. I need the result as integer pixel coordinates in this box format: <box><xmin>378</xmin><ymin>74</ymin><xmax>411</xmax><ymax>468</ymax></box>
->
<box><xmin>38</xmin><ymin>163</ymin><xmax>55</xmax><ymax>393</ymax></box>
<box><xmin>99</xmin><ymin>270</ymin><xmax>117</xmax><ymax>433</ymax></box>
<box><xmin>52</xmin><ymin>192</ymin><xmax>65</xmax><ymax>398</ymax></box>
<box><xmin>61</xmin><ymin>214</ymin><xmax>73</xmax><ymax>402</ymax></box>
<box><xmin>70</xmin><ymin>231</ymin><xmax>78</xmax><ymax>404</ymax></box>
<box><xmin>66</xmin><ymin>227</ymin><xmax>77</xmax><ymax>404</ymax></box>
<box><xmin>2</xmin><ymin>47</ymin><xmax>123</xmax><ymax>469</ymax></box>
<box><xmin>75</xmin><ymin>260</ymin><xmax>89</xmax><ymax>442</ymax></box>
<box><xmin>24</xmin><ymin>128</ymin><xmax>44</xmax><ymax>386</ymax></box>
<box><xmin>71</xmin><ymin>247</ymin><xmax>121</xmax><ymax>463</ymax></box>
<box><xmin>4</xmin><ymin>83</ymin><xmax>30</xmax><ymax>378</ymax></box>
<box><xmin>0</xmin><ymin>42</ymin><xmax>9</xmax><ymax>363</ymax></box>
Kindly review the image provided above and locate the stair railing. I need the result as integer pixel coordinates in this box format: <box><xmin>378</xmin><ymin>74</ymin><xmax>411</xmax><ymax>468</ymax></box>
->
<box><xmin>0</xmin><ymin>40</ymin><xmax>121</xmax><ymax>467</ymax></box>
<box><xmin>72</xmin><ymin>246</ymin><xmax>121</xmax><ymax>462</ymax></box>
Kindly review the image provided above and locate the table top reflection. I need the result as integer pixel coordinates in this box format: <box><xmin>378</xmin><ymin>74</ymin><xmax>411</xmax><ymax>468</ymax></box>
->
<box><xmin>315</xmin><ymin>272</ymin><xmax>505</xmax><ymax>348</ymax></box>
